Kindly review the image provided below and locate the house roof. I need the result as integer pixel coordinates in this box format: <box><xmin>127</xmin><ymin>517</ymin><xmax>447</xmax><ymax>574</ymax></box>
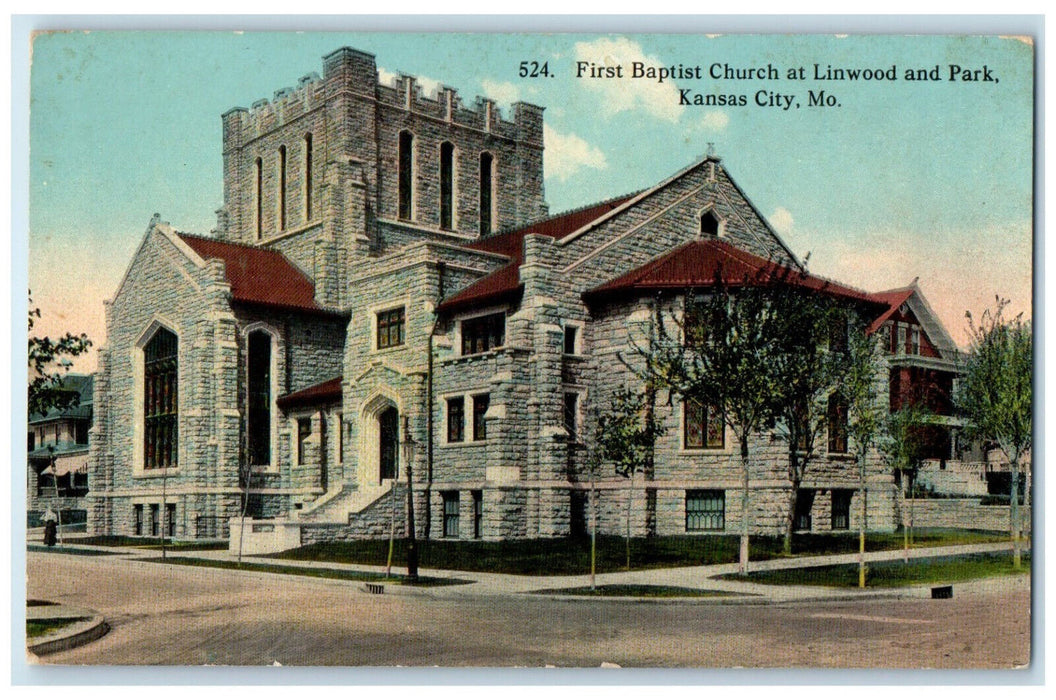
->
<box><xmin>583</xmin><ymin>239</ymin><xmax>882</xmax><ymax>306</ymax></box>
<box><xmin>29</xmin><ymin>374</ymin><xmax>93</xmax><ymax>424</ymax></box>
<box><xmin>277</xmin><ymin>376</ymin><xmax>343</xmax><ymax>410</ymax></box>
<box><xmin>177</xmin><ymin>233</ymin><xmax>334</xmax><ymax>315</ymax></box>
<box><xmin>28</xmin><ymin>441</ymin><xmax>89</xmax><ymax>463</ymax></box>
<box><xmin>864</xmin><ymin>287</ymin><xmax>916</xmax><ymax>334</ymax></box>
<box><xmin>435</xmin><ymin>194</ymin><xmax>637</xmax><ymax>313</ymax></box>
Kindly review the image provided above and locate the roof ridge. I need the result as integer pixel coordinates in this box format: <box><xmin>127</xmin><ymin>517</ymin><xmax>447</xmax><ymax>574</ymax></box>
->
<box><xmin>177</xmin><ymin>231</ymin><xmax>281</xmax><ymax>253</ymax></box>
<box><xmin>482</xmin><ymin>190</ymin><xmax>642</xmax><ymax>241</ymax></box>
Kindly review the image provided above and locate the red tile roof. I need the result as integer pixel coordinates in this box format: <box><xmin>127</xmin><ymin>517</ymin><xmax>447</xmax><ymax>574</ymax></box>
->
<box><xmin>178</xmin><ymin>233</ymin><xmax>329</xmax><ymax>314</ymax></box>
<box><xmin>864</xmin><ymin>287</ymin><xmax>915</xmax><ymax>334</ymax></box>
<box><xmin>277</xmin><ymin>376</ymin><xmax>343</xmax><ymax>410</ymax></box>
<box><xmin>436</xmin><ymin>195</ymin><xmax>636</xmax><ymax>313</ymax></box>
<box><xmin>584</xmin><ymin>239</ymin><xmax>882</xmax><ymax>306</ymax></box>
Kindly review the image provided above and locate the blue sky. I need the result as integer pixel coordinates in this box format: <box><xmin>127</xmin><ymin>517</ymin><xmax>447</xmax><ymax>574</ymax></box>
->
<box><xmin>27</xmin><ymin>31</ymin><xmax>1034</xmax><ymax>371</ymax></box>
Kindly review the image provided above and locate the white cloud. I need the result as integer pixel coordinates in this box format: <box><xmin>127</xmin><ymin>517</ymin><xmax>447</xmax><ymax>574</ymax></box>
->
<box><xmin>377</xmin><ymin>66</ymin><xmax>443</xmax><ymax>98</ymax></box>
<box><xmin>769</xmin><ymin>206</ymin><xmax>794</xmax><ymax>234</ymax></box>
<box><xmin>481</xmin><ymin>79</ymin><xmax>523</xmax><ymax>109</ymax></box>
<box><xmin>572</xmin><ymin>37</ymin><xmax>682</xmax><ymax>123</ymax></box>
<box><xmin>693</xmin><ymin>110</ymin><xmax>730</xmax><ymax>132</ymax></box>
<box><xmin>543</xmin><ymin>124</ymin><xmax>608</xmax><ymax>182</ymax></box>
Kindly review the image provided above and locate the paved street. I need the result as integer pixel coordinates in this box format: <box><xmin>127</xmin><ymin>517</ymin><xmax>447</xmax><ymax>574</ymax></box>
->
<box><xmin>26</xmin><ymin>548</ymin><xmax>1031</xmax><ymax>668</ymax></box>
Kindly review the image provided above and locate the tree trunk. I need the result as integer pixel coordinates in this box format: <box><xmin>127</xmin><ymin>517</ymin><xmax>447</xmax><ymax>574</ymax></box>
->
<box><xmin>739</xmin><ymin>436</ymin><xmax>750</xmax><ymax>576</ymax></box>
<box><xmin>857</xmin><ymin>452</ymin><xmax>868</xmax><ymax>588</ymax></box>
<box><xmin>784</xmin><ymin>459</ymin><xmax>800</xmax><ymax>556</ymax></box>
<box><xmin>625</xmin><ymin>470</ymin><xmax>633</xmax><ymax>571</ymax></box>
<box><xmin>901</xmin><ymin>473</ymin><xmax>909</xmax><ymax>563</ymax></box>
<box><xmin>1010</xmin><ymin>455</ymin><xmax>1021</xmax><ymax>569</ymax></box>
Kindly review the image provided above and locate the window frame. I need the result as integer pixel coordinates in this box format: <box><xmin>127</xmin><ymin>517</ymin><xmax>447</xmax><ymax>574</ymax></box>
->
<box><xmin>686</xmin><ymin>489</ymin><xmax>725</xmax><ymax>532</ymax></box>
<box><xmin>375</xmin><ymin>306</ymin><xmax>407</xmax><ymax>351</ymax></box>
<box><xmin>472</xmin><ymin>394</ymin><xmax>490</xmax><ymax>442</ymax></box>
<box><xmin>827</xmin><ymin>392</ymin><xmax>849</xmax><ymax>454</ymax></box>
<box><xmin>682</xmin><ymin>398</ymin><xmax>725</xmax><ymax>451</ymax></box>
<box><xmin>562</xmin><ymin>322</ymin><xmax>584</xmax><ymax>356</ymax></box>
<box><xmin>446</xmin><ymin>396</ymin><xmax>465</xmax><ymax>443</ymax></box>
<box><xmin>296</xmin><ymin>416</ymin><xmax>312</xmax><ymax>466</ymax></box>
<box><xmin>442</xmin><ymin>491</ymin><xmax>460</xmax><ymax>538</ymax></box>
<box><xmin>458</xmin><ymin>310</ymin><xmax>506</xmax><ymax>357</ymax></box>
<box><xmin>439</xmin><ymin>141</ymin><xmax>457</xmax><ymax>231</ymax></box>
<box><xmin>141</xmin><ymin>325</ymin><xmax>179</xmax><ymax>472</ymax></box>
<box><xmin>398</xmin><ymin>130</ymin><xmax>415</xmax><ymax>221</ymax></box>
<box><xmin>563</xmin><ymin>391</ymin><xmax>581</xmax><ymax>442</ymax></box>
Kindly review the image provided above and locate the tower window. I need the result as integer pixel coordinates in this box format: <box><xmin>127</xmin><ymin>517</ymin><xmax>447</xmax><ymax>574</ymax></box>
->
<box><xmin>480</xmin><ymin>151</ymin><xmax>494</xmax><ymax>234</ymax></box>
<box><xmin>440</xmin><ymin>142</ymin><xmax>455</xmax><ymax>230</ymax></box>
<box><xmin>398</xmin><ymin>131</ymin><xmax>414</xmax><ymax>220</ymax></box>
<box><xmin>254</xmin><ymin>157</ymin><xmax>263</xmax><ymax>239</ymax></box>
<box><xmin>304</xmin><ymin>133</ymin><xmax>313</xmax><ymax>222</ymax></box>
<box><xmin>278</xmin><ymin>145</ymin><xmax>287</xmax><ymax>231</ymax></box>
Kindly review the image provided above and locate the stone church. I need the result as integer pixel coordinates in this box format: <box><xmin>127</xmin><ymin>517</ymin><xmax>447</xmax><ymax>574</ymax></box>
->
<box><xmin>87</xmin><ymin>47</ymin><xmax>963</xmax><ymax>547</ymax></box>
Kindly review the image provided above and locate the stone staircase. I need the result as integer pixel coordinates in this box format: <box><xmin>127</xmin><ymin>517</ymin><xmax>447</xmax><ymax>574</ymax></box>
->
<box><xmin>296</xmin><ymin>479</ymin><xmax>395</xmax><ymax>523</ymax></box>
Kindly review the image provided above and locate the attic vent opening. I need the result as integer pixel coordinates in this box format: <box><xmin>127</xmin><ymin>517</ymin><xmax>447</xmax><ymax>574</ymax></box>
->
<box><xmin>700</xmin><ymin>210</ymin><xmax>721</xmax><ymax>237</ymax></box>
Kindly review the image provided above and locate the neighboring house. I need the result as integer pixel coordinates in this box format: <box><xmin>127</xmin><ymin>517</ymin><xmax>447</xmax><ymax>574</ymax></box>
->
<box><xmin>89</xmin><ymin>47</ymin><xmax>963</xmax><ymax>544</ymax></box>
<box><xmin>27</xmin><ymin>374</ymin><xmax>93</xmax><ymax>526</ymax></box>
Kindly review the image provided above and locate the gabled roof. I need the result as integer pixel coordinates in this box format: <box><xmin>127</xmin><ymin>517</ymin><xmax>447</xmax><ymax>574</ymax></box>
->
<box><xmin>583</xmin><ymin>239</ymin><xmax>881</xmax><ymax>306</ymax></box>
<box><xmin>864</xmin><ymin>287</ymin><xmax>915</xmax><ymax>334</ymax></box>
<box><xmin>436</xmin><ymin>194</ymin><xmax>636</xmax><ymax>313</ymax></box>
<box><xmin>177</xmin><ymin>233</ymin><xmax>333</xmax><ymax>315</ymax></box>
<box><xmin>277</xmin><ymin>376</ymin><xmax>343</xmax><ymax>410</ymax></box>
<box><xmin>29</xmin><ymin>374</ymin><xmax>93</xmax><ymax>424</ymax></box>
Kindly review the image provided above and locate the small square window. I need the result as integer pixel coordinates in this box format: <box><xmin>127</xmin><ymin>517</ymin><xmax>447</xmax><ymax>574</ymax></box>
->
<box><xmin>472</xmin><ymin>395</ymin><xmax>489</xmax><ymax>441</ymax></box>
<box><xmin>686</xmin><ymin>490</ymin><xmax>724</xmax><ymax>531</ymax></box>
<box><xmin>376</xmin><ymin>307</ymin><xmax>406</xmax><ymax>350</ymax></box>
<box><xmin>461</xmin><ymin>312</ymin><xmax>505</xmax><ymax>356</ymax></box>
<box><xmin>447</xmin><ymin>397</ymin><xmax>465</xmax><ymax>443</ymax></box>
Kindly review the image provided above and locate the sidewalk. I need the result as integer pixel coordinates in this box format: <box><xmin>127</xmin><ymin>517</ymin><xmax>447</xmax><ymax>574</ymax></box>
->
<box><xmin>31</xmin><ymin>534</ymin><xmax>1024</xmax><ymax>604</ymax></box>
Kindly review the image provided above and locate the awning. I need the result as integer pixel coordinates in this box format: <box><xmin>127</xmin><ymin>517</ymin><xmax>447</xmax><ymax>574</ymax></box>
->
<box><xmin>41</xmin><ymin>459</ymin><xmax>88</xmax><ymax>477</ymax></box>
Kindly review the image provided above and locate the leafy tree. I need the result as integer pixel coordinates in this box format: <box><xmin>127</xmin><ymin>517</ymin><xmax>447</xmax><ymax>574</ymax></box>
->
<box><xmin>880</xmin><ymin>403</ymin><xmax>934</xmax><ymax>562</ymax></box>
<box><xmin>28</xmin><ymin>294</ymin><xmax>93</xmax><ymax>416</ymax></box>
<box><xmin>957</xmin><ymin>298</ymin><xmax>1032</xmax><ymax>568</ymax></box>
<box><xmin>594</xmin><ymin>386</ymin><xmax>665</xmax><ymax>570</ymax></box>
<box><xmin>765</xmin><ymin>287</ymin><xmax>853</xmax><ymax>554</ymax></box>
<box><xmin>636</xmin><ymin>274</ymin><xmax>784</xmax><ymax>575</ymax></box>
<box><xmin>838</xmin><ymin>327</ymin><xmax>885</xmax><ymax>586</ymax></box>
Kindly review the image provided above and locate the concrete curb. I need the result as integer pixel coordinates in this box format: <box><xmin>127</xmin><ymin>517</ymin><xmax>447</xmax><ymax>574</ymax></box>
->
<box><xmin>26</xmin><ymin>602</ymin><xmax>110</xmax><ymax>657</ymax></box>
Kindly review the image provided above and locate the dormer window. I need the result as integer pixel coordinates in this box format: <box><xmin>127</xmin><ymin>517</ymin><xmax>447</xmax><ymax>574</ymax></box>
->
<box><xmin>700</xmin><ymin>210</ymin><xmax>721</xmax><ymax>237</ymax></box>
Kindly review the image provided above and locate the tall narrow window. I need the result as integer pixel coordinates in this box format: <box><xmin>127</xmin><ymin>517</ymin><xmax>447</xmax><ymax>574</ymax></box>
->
<box><xmin>472</xmin><ymin>394</ymin><xmax>489</xmax><ymax>441</ymax></box>
<box><xmin>254</xmin><ymin>157</ymin><xmax>263</xmax><ymax>239</ymax></box>
<box><xmin>336</xmin><ymin>412</ymin><xmax>344</xmax><ymax>464</ymax></box>
<box><xmin>472</xmin><ymin>490</ymin><xmax>483</xmax><ymax>539</ymax></box>
<box><xmin>447</xmin><ymin>397</ymin><xmax>465</xmax><ymax>443</ymax></box>
<box><xmin>827</xmin><ymin>392</ymin><xmax>849</xmax><ymax>453</ymax></box>
<box><xmin>443</xmin><ymin>491</ymin><xmax>460</xmax><ymax>538</ymax></box>
<box><xmin>398</xmin><ymin>131</ymin><xmax>414</xmax><ymax>220</ymax></box>
<box><xmin>144</xmin><ymin>327</ymin><xmax>178</xmax><ymax>469</ymax></box>
<box><xmin>297</xmin><ymin>417</ymin><xmax>311</xmax><ymax>465</ymax></box>
<box><xmin>278</xmin><ymin>145</ymin><xmax>287</xmax><ymax>231</ymax></box>
<box><xmin>303</xmin><ymin>133</ymin><xmax>313</xmax><ymax>221</ymax></box>
<box><xmin>247</xmin><ymin>330</ymin><xmax>272</xmax><ymax>466</ymax></box>
<box><xmin>133</xmin><ymin>504</ymin><xmax>143</xmax><ymax>536</ymax></box>
<box><xmin>479</xmin><ymin>151</ymin><xmax>494</xmax><ymax>234</ymax></box>
<box><xmin>166</xmin><ymin>503</ymin><xmax>177</xmax><ymax>537</ymax></box>
<box><xmin>150</xmin><ymin>504</ymin><xmax>160</xmax><ymax>537</ymax></box>
<box><xmin>563</xmin><ymin>392</ymin><xmax>579</xmax><ymax>441</ymax></box>
<box><xmin>440</xmin><ymin>141</ymin><xmax>455</xmax><ymax>230</ymax></box>
<box><xmin>831</xmin><ymin>490</ymin><xmax>852</xmax><ymax>530</ymax></box>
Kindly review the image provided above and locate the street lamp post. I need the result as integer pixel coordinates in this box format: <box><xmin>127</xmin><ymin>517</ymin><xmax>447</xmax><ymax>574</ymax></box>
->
<box><xmin>402</xmin><ymin>416</ymin><xmax>419</xmax><ymax>582</ymax></box>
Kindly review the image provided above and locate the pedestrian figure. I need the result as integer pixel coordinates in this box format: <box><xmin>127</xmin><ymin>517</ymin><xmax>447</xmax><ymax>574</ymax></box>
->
<box><xmin>42</xmin><ymin>508</ymin><xmax>58</xmax><ymax>547</ymax></box>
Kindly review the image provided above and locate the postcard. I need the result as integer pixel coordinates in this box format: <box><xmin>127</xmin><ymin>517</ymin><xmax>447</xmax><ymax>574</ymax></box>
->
<box><xmin>24</xmin><ymin>28</ymin><xmax>1034</xmax><ymax>671</ymax></box>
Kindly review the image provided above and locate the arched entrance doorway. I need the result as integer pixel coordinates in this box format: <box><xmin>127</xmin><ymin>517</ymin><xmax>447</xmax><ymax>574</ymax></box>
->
<box><xmin>378</xmin><ymin>406</ymin><xmax>399</xmax><ymax>482</ymax></box>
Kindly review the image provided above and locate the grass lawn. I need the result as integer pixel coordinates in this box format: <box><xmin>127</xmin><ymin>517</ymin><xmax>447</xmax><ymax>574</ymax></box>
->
<box><xmin>528</xmin><ymin>584</ymin><xmax>743</xmax><ymax>598</ymax></box>
<box><xmin>141</xmin><ymin>556</ymin><xmax>473</xmax><ymax>587</ymax></box>
<box><xmin>27</xmin><ymin>618</ymin><xmax>88</xmax><ymax>639</ymax></box>
<box><xmin>271</xmin><ymin>529</ymin><xmax>1007</xmax><ymax>576</ymax></box>
<box><xmin>723</xmin><ymin>552</ymin><xmax>1031</xmax><ymax>588</ymax></box>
